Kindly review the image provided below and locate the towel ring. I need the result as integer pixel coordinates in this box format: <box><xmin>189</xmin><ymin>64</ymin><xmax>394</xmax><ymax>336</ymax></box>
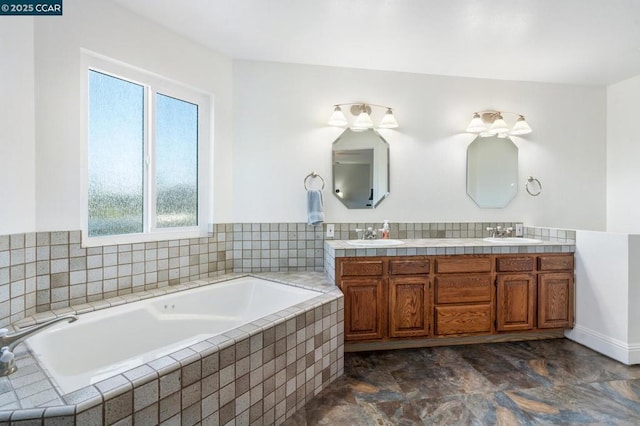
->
<box><xmin>526</xmin><ymin>176</ymin><xmax>542</xmax><ymax>196</ymax></box>
<box><xmin>304</xmin><ymin>172</ymin><xmax>325</xmax><ymax>190</ymax></box>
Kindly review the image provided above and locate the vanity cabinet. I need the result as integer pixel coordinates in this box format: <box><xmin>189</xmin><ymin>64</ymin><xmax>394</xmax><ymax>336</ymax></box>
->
<box><xmin>496</xmin><ymin>273</ymin><xmax>536</xmax><ymax>331</ymax></box>
<box><xmin>337</xmin><ymin>257</ymin><xmax>431</xmax><ymax>341</ymax></box>
<box><xmin>389</xmin><ymin>276</ymin><xmax>430</xmax><ymax>338</ymax></box>
<box><xmin>341</xmin><ymin>278</ymin><xmax>386</xmax><ymax>340</ymax></box>
<box><xmin>537</xmin><ymin>255</ymin><xmax>574</xmax><ymax>329</ymax></box>
<box><xmin>495</xmin><ymin>254</ymin><xmax>574</xmax><ymax>332</ymax></box>
<box><xmin>336</xmin><ymin>253</ymin><xmax>574</xmax><ymax>346</ymax></box>
<box><xmin>339</xmin><ymin>259</ymin><xmax>386</xmax><ymax>341</ymax></box>
<box><xmin>388</xmin><ymin>258</ymin><xmax>430</xmax><ymax>338</ymax></box>
<box><xmin>433</xmin><ymin>256</ymin><xmax>493</xmax><ymax>336</ymax></box>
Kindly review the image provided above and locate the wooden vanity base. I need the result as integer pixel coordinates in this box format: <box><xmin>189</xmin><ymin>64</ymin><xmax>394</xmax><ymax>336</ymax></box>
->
<box><xmin>337</xmin><ymin>253</ymin><xmax>574</xmax><ymax>351</ymax></box>
<box><xmin>345</xmin><ymin>329</ymin><xmax>565</xmax><ymax>352</ymax></box>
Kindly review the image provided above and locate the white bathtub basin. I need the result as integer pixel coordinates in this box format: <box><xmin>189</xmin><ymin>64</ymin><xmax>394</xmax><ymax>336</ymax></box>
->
<box><xmin>483</xmin><ymin>237</ymin><xmax>543</xmax><ymax>244</ymax></box>
<box><xmin>347</xmin><ymin>239</ymin><xmax>405</xmax><ymax>247</ymax></box>
<box><xmin>26</xmin><ymin>276</ymin><xmax>321</xmax><ymax>395</ymax></box>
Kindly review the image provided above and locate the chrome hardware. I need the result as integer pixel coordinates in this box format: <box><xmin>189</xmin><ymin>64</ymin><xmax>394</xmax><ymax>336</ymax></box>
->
<box><xmin>0</xmin><ymin>314</ymin><xmax>78</xmax><ymax>377</ymax></box>
<box><xmin>486</xmin><ymin>226</ymin><xmax>513</xmax><ymax>238</ymax></box>
<box><xmin>303</xmin><ymin>171</ymin><xmax>325</xmax><ymax>190</ymax></box>
<box><xmin>355</xmin><ymin>227</ymin><xmax>378</xmax><ymax>240</ymax></box>
<box><xmin>526</xmin><ymin>176</ymin><xmax>542</xmax><ymax>196</ymax></box>
<box><xmin>0</xmin><ymin>347</ymin><xmax>15</xmax><ymax>376</ymax></box>
<box><xmin>363</xmin><ymin>227</ymin><xmax>377</xmax><ymax>240</ymax></box>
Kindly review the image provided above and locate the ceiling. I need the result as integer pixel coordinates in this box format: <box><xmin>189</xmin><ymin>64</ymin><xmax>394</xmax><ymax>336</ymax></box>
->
<box><xmin>110</xmin><ymin>0</ymin><xmax>640</xmax><ymax>86</ymax></box>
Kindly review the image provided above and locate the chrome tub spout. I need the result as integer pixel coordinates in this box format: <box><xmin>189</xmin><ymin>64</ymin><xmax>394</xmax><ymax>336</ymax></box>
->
<box><xmin>0</xmin><ymin>314</ymin><xmax>78</xmax><ymax>376</ymax></box>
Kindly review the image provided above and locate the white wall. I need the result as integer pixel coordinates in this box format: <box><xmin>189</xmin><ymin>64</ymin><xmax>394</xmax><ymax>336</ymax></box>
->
<box><xmin>607</xmin><ymin>74</ymin><xmax>640</xmax><ymax>233</ymax></box>
<box><xmin>0</xmin><ymin>2</ymin><xmax>611</xmax><ymax>233</ymax></box>
<box><xmin>628</xmin><ymin>235</ymin><xmax>640</xmax><ymax>346</ymax></box>
<box><xmin>567</xmin><ymin>230</ymin><xmax>640</xmax><ymax>364</ymax></box>
<box><xmin>0</xmin><ymin>19</ymin><xmax>36</xmax><ymax>234</ymax></box>
<box><xmin>232</xmin><ymin>60</ymin><xmax>606</xmax><ymax>229</ymax></box>
<box><xmin>33</xmin><ymin>0</ymin><xmax>234</xmax><ymax>231</ymax></box>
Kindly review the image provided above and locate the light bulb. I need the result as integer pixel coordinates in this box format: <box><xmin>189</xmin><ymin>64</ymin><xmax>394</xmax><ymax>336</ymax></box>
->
<box><xmin>510</xmin><ymin>115</ymin><xmax>532</xmax><ymax>135</ymax></box>
<box><xmin>378</xmin><ymin>108</ymin><xmax>399</xmax><ymax>129</ymax></box>
<box><xmin>466</xmin><ymin>113</ymin><xmax>486</xmax><ymax>133</ymax></box>
<box><xmin>328</xmin><ymin>106</ymin><xmax>348</xmax><ymax>127</ymax></box>
<box><xmin>488</xmin><ymin>114</ymin><xmax>509</xmax><ymax>135</ymax></box>
<box><xmin>351</xmin><ymin>106</ymin><xmax>374</xmax><ymax>130</ymax></box>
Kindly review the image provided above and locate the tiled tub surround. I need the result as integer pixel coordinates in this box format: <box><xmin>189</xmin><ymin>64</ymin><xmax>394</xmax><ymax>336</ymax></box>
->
<box><xmin>0</xmin><ymin>223</ymin><xmax>325</xmax><ymax>328</ymax></box>
<box><xmin>28</xmin><ymin>276</ymin><xmax>325</xmax><ymax>395</ymax></box>
<box><xmin>0</xmin><ymin>272</ymin><xmax>344</xmax><ymax>425</ymax></box>
<box><xmin>0</xmin><ymin>226</ymin><xmax>234</xmax><ymax>327</ymax></box>
<box><xmin>0</xmin><ymin>222</ymin><xmax>575</xmax><ymax>328</ymax></box>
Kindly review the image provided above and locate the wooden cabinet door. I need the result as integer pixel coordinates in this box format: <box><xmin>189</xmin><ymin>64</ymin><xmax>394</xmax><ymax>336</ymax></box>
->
<box><xmin>538</xmin><ymin>272</ymin><xmax>574</xmax><ymax>329</ymax></box>
<box><xmin>496</xmin><ymin>274</ymin><xmax>536</xmax><ymax>331</ymax></box>
<box><xmin>341</xmin><ymin>278</ymin><xmax>386</xmax><ymax>341</ymax></box>
<box><xmin>389</xmin><ymin>276</ymin><xmax>430</xmax><ymax>338</ymax></box>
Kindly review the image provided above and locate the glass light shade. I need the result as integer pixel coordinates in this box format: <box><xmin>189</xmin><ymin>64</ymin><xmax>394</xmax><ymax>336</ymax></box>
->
<box><xmin>488</xmin><ymin>115</ymin><xmax>509</xmax><ymax>135</ymax></box>
<box><xmin>328</xmin><ymin>106</ymin><xmax>348</xmax><ymax>127</ymax></box>
<box><xmin>378</xmin><ymin>109</ymin><xmax>399</xmax><ymax>129</ymax></box>
<box><xmin>510</xmin><ymin>116</ymin><xmax>532</xmax><ymax>135</ymax></box>
<box><xmin>352</xmin><ymin>111</ymin><xmax>374</xmax><ymax>130</ymax></box>
<box><xmin>466</xmin><ymin>113</ymin><xmax>486</xmax><ymax>133</ymax></box>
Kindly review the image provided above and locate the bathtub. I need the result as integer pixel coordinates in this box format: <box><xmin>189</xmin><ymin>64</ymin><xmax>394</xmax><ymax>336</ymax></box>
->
<box><xmin>26</xmin><ymin>276</ymin><xmax>322</xmax><ymax>395</ymax></box>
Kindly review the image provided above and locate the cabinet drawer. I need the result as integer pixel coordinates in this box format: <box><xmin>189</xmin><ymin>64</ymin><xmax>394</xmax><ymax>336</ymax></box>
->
<box><xmin>435</xmin><ymin>257</ymin><xmax>491</xmax><ymax>274</ymax></box>
<box><xmin>435</xmin><ymin>275</ymin><xmax>492</xmax><ymax>304</ymax></box>
<box><xmin>537</xmin><ymin>255</ymin><xmax>574</xmax><ymax>271</ymax></box>
<box><xmin>389</xmin><ymin>259</ymin><xmax>430</xmax><ymax>275</ymax></box>
<box><xmin>496</xmin><ymin>257</ymin><xmax>534</xmax><ymax>272</ymax></box>
<box><xmin>435</xmin><ymin>305</ymin><xmax>492</xmax><ymax>335</ymax></box>
<box><xmin>339</xmin><ymin>260</ymin><xmax>384</xmax><ymax>277</ymax></box>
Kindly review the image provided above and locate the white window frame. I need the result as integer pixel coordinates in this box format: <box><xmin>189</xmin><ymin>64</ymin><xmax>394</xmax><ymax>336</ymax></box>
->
<box><xmin>80</xmin><ymin>51</ymin><xmax>211</xmax><ymax>247</ymax></box>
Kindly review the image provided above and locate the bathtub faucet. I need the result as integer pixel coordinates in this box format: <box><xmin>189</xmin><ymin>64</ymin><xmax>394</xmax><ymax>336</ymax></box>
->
<box><xmin>0</xmin><ymin>314</ymin><xmax>78</xmax><ymax>376</ymax></box>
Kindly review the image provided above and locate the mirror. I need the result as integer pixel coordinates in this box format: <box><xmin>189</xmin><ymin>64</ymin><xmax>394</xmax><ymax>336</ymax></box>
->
<box><xmin>466</xmin><ymin>135</ymin><xmax>518</xmax><ymax>208</ymax></box>
<box><xmin>332</xmin><ymin>129</ymin><xmax>389</xmax><ymax>209</ymax></box>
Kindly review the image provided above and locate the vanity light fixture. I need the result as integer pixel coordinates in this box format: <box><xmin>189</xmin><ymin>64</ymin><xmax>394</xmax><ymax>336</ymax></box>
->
<box><xmin>328</xmin><ymin>106</ymin><xmax>348</xmax><ymax>127</ymax></box>
<box><xmin>466</xmin><ymin>110</ymin><xmax>532</xmax><ymax>137</ymax></box>
<box><xmin>328</xmin><ymin>103</ymin><xmax>399</xmax><ymax>130</ymax></box>
<box><xmin>510</xmin><ymin>115</ymin><xmax>533</xmax><ymax>135</ymax></box>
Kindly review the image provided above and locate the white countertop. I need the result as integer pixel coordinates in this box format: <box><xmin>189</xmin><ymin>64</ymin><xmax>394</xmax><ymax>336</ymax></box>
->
<box><xmin>323</xmin><ymin>238</ymin><xmax>575</xmax><ymax>258</ymax></box>
<box><xmin>325</xmin><ymin>237</ymin><xmax>570</xmax><ymax>249</ymax></box>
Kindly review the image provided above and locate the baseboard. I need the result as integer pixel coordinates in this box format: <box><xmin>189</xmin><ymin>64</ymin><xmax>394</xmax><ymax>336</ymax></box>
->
<box><xmin>565</xmin><ymin>325</ymin><xmax>640</xmax><ymax>365</ymax></box>
<box><xmin>345</xmin><ymin>330</ymin><xmax>565</xmax><ymax>353</ymax></box>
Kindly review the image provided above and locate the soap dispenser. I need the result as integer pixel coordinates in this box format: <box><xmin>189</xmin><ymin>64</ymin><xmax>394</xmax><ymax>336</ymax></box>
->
<box><xmin>382</xmin><ymin>220</ymin><xmax>390</xmax><ymax>239</ymax></box>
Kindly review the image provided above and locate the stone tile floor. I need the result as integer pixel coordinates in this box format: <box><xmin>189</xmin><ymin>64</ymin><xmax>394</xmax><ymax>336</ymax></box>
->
<box><xmin>283</xmin><ymin>339</ymin><xmax>640</xmax><ymax>425</ymax></box>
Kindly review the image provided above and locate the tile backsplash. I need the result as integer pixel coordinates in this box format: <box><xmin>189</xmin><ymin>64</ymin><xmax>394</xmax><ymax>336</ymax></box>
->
<box><xmin>0</xmin><ymin>226</ymin><xmax>231</xmax><ymax>326</ymax></box>
<box><xmin>330</xmin><ymin>222</ymin><xmax>522</xmax><ymax>240</ymax></box>
<box><xmin>0</xmin><ymin>222</ymin><xmax>575</xmax><ymax>326</ymax></box>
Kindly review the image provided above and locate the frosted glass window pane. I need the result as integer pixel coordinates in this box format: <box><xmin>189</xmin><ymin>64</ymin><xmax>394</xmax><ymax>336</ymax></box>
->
<box><xmin>88</xmin><ymin>71</ymin><xmax>144</xmax><ymax>236</ymax></box>
<box><xmin>155</xmin><ymin>94</ymin><xmax>198</xmax><ymax>228</ymax></box>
